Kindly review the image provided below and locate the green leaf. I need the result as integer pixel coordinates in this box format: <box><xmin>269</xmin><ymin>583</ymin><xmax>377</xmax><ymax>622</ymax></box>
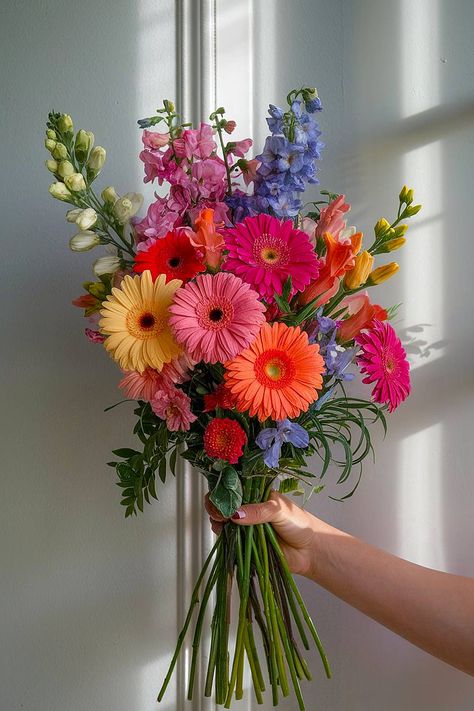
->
<box><xmin>112</xmin><ymin>448</ymin><xmax>141</xmax><ymax>459</ymax></box>
<box><xmin>169</xmin><ymin>447</ymin><xmax>178</xmax><ymax>475</ymax></box>
<box><xmin>209</xmin><ymin>466</ymin><xmax>243</xmax><ymax>518</ymax></box>
<box><xmin>273</xmin><ymin>291</ymin><xmax>292</xmax><ymax>314</ymax></box>
<box><xmin>279</xmin><ymin>477</ymin><xmax>302</xmax><ymax>494</ymax></box>
<box><xmin>158</xmin><ymin>457</ymin><xmax>167</xmax><ymax>483</ymax></box>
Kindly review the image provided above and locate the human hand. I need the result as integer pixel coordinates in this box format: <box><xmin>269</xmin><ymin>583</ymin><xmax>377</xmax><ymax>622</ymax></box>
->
<box><xmin>205</xmin><ymin>490</ymin><xmax>324</xmax><ymax>578</ymax></box>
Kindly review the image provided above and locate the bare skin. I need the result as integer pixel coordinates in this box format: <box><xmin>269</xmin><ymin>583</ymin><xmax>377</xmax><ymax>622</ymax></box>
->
<box><xmin>205</xmin><ymin>491</ymin><xmax>474</xmax><ymax>677</ymax></box>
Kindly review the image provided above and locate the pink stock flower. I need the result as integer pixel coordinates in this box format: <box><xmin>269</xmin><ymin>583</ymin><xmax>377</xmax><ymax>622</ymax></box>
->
<box><xmin>356</xmin><ymin>320</ymin><xmax>411</xmax><ymax>412</ymax></box>
<box><xmin>151</xmin><ymin>387</ymin><xmax>197</xmax><ymax>431</ymax></box>
<box><xmin>315</xmin><ymin>195</ymin><xmax>351</xmax><ymax>241</ymax></box>
<box><xmin>169</xmin><ymin>272</ymin><xmax>266</xmax><ymax>363</ymax></box>
<box><xmin>133</xmin><ymin>196</ymin><xmax>181</xmax><ymax>242</ymax></box>
<box><xmin>227</xmin><ymin>138</ymin><xmax>253</xmax><ymax>158</ymax></box>
<box><xmin>142</xmin><ymin>130</ymin><xmax>170</xmax><ymax>149</ymax></box>
<box><xmin>84</xmin><ymin>328</ymin><xmax>106</xmax><ymax>343</ymax></box>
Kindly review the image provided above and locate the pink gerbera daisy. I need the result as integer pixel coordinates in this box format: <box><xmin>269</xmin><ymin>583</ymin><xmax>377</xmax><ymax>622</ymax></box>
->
<box><xmin>169</xmin><ymin>272</ymin><xmax>265</xmax><ymax>363</ymax></box>
<box><xmin>222</xmin><ymin>214</ymin><xmax>320</xmax><ymax>302</ymax></box>
<box><xmin>356</xmin><ymin>320</ymin><xmax>411</xmax><ymax>412</ymax></box>
<box><xmin>151</xmin><ymin>386</ymin><xmax>197</xmax><ymax>431</ymax></box>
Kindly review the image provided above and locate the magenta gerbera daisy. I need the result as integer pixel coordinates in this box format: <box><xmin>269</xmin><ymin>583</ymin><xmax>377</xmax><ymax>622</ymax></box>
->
<box><xmin>356</xmin><ymin>320</ymin><xmax>411</xmax><ymax>412</ymax></box>
<box><xmin>169</xmin><ymin>272</ymin><xmax>265</xmax><ymax>363</ymax></box>
<box><xmin>222</xmin><ymin>214</ymin><xmax>321</xmax><ymax>302</ymax></box>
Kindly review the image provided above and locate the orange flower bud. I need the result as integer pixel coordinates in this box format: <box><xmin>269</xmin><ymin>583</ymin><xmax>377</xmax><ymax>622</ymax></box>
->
<box><xmin>367</xmin><ymin>262</ymin><xmax>399</xmax><ymax>285</ymax></box>
<box><xmin>385</xmin><ymin>237</ymin><xmax>406</xmax><ymax>252</ymax></box>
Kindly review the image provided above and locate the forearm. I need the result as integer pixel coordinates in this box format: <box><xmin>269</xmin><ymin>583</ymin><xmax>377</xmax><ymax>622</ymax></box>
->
<box><xmin>307</xmin><ymin>522</ymin><xmax>474</xmax><ymax>675</ymax></box>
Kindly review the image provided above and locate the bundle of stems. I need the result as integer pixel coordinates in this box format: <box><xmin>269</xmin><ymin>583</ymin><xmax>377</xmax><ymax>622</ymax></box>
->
<box><xmin>158</xmin><ymin>476</ymin><xmax>331</xmax><ymax>709</ymax></box>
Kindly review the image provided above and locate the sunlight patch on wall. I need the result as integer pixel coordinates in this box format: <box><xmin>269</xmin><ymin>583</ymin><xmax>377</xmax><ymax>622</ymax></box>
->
<box><xmin>401</xmin><ymin>0</ymin><xmax>440</xmax><ymax>119</ymax></box>
<box><xmin>397</xmin><ymin>423</ymin><xmax>446</xmax><ymax>569</ymax></box>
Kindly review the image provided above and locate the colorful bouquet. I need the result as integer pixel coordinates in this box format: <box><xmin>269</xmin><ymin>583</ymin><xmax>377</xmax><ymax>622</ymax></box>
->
<box><xmin>43</xmin><ymin>87</ymin><xmax>420</xmax><ymax>709</ymax></box>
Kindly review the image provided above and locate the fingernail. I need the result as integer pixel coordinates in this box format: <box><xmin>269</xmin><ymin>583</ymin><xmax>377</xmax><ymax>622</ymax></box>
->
<box><xmin>231</xmin><ymin>509</ymin><xmax>246</xmax><ymax>520</ymax></box>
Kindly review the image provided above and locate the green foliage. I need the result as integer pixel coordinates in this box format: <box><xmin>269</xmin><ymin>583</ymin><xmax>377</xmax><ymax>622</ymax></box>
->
<box><xmin>208</xmin><ymin>466</ymin><xmax>243</xmax><ymax>518</ymax></box>
<box><xmin>107</xmin><ymin>401</ymin><xmax>181</xmax><ymax>517</ymax></box>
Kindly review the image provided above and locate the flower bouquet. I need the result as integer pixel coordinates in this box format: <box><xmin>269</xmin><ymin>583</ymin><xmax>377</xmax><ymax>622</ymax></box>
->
<box><xmin>43</xmin><ymin>87</ymin><xmax>420</xmax><ymax>709</ymax></box>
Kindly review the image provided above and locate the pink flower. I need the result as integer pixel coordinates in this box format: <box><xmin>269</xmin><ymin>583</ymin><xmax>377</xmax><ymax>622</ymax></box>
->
<box><xmin>191</xmin><ymin>158</ymin><xmax>227</xmax><ymax>200</ymax></box>
<box><xmin>227</xmin><ymin>138</ymin><xmax>252</xmax><ymax>158</ymax></box>
<box><xmin>142</xmin><ymin>130</ymin><xmax>170</xmax><ymax>149</ymax></box>
<box><xmin>356</xmin><ymin>320</ymin><xmax>411</xmax><ymax>412</ymax></box>
<box><xmin>139</xmin><ymin>149</ymin><xmax>166</xmax><ymax>183</ymax></box>
<box><xmin>151</xmin><ymin>387</ymin><xmax>197</xmax><ymax>431</ymax></box>
<box><xmin>84</xmin><ymin>328</ymin><xmax>106</xmax><ymax>343</ymax></box>
<box><xmin>223</xmin><ymin>214</ymin><xmax>321</xmax><ymax>302</ymax></box>
<box><xmin>242</xmin><ymin>158</ymin><xmax>260</xmax><ymax>186</ymax></box>
<box><xmin>223</xmin><ymin>120</ymin><xmax>237</xmax><ymax>134</ymax></box>
<box><xmin>119</xmin><ymin>368</ymin><xmax>173</xmax><ymax>401</ymax></box>
<box><xmin>133</xmin><ymin>196</ymin><xmax>181</xmax><ymax>242</ymax></box>
<box><xmin>169</xmin><ymin>272</ymin><xmax>266</xmax><ymax>363</ymax></box>
<box><xmin>182</xmin><ymin>122</ymin><xmax>216</xmax><ymax>160</ymax></box>
<box><xmin>315</xmin><ymin>195</ymin><xmax>351</xmax><ymax>241</ymax></box>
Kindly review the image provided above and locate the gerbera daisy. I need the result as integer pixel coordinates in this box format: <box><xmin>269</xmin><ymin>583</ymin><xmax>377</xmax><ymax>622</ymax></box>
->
<box><xmin>169</xmin><ymin>272</ymin><xmax>265</xmax><ymax>363</ymax></box>
<box><xmin>203</xmin><ymin>383</ymin><xmax>235</xmax><ymax>412</ymax></box>
<box><xmin>225</xmin><ymin>321</ymin><xmax>325</xmax><ymax>421</ymax></box>
<box><xmin>151</xmin><ymin>386</ymin><xmax>197</xmax><ymax>431</ymax></box>
<box><xmin>99</xmin><ymin>271</ymin><xmax>182</xmax><ymax>373</ymax></box>
<box><xmin>223</xmin><ymin>214</ymin><xmax>320</xmax><ymax>301</ymax></box>
<box><xmin>203</xmin><ymin>418</ymin><xmax>247</xmax><ymax>464</ymax></box>
<box><xmin>133</xmin><ymin>228</ymin><xmax>205</xmax><ymax>283</ymax></box>
<box><xmin>356</xmin><ymin>320</ymin><xmax>410</xmax><ymax>412</ymax></box>
<box><xmin>119</xmin><ymin>354</ymin><xmax>195</xmax><ymax>401</ymax></box>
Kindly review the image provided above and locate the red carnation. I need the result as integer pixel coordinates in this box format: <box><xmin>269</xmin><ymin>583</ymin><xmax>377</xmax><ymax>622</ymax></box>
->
<box><xmin>203</xmin><ymin>418</ymin><xmax>247</xmax><ymax>464</ymax></box>
<box><xmin>203</xmin><ymin>384</ymin><xmax>235</xmax><ymax>412</ymax></box>
<box><xmin>133</xmin><ymin>229</ymin><xmax>205</xmax><ymax>283</ymax></box>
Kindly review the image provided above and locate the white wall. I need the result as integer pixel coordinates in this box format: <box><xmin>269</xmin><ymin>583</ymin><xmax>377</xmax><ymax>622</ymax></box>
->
<box><xmin>0</xmin><ymin>2</ymin><xmax>180</xmax><ymax>710</ymax></box>
<box><xmin>217</xmin><ymin>0</ymin><xmax>474</xmax><ymax>709</ymax></box>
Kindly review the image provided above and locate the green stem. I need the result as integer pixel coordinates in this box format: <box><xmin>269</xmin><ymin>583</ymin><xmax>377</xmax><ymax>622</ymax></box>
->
<box><xmin>157</xmin><ymin>536</ymin><xmax>221</xmax><ymax>702</ymax></box>
<box><xmin>264</xmin><ymin>523</ymin><xmax>332</xmax><ymax>679</ymax></box>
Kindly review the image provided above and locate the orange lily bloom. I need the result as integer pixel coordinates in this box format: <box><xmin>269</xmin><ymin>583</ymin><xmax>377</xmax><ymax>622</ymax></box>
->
<box><xmin>190</xmin><ymin>208</ymin><xmax>225</xmax><ymax>270</ymax></box>
<box><xmin>299</xmin><ymin>231</ymin><xmax>362</xmax><ymax>306</ymax></box>
<box><xmin>337</xmin><ymin>292</ymin><xmax>387</xmax><ymax>343</ymax></box>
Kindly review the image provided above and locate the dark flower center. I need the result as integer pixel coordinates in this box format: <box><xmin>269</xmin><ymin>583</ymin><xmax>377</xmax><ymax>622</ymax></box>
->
<box><xmin>209</xmin><ymin>308</ymin><xmax>224</xmax><ymax>322</ymax></box>
<box><xmin>168</xmin><ymin>256</ymin><xmax>181</xmax><ymax>268</ymax></box>
<box><xmin>139</xmin><ymin>312</ymin><xmax>156</xmax><ymax>329</ymax></box>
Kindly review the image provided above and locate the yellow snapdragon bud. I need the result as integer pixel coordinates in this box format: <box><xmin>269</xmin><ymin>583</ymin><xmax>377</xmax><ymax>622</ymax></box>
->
<box><xmin>399</xmin><ymin>185</ymin><xmax>409</xmax><ymax>203</ymax></box>
<box><xmin>45</xmin><ymin>159</ymin><xmax>58</xmax><ymax>173</ymax></box>
<box><xmin>101</xmin><ymin>186</ymin><xmax>119</xmax><ymax>204</ymax></box>
<box><xmin>49</xmin><ymin>182</ymin><xmax>72</xmax><ymax>201</ymax></box>
<box><xmin>64</xmin><ymin>173</ymin><xmax>86</xmax><ymax>192</ymax></box>
<box><xmin>406</xmin><ymin>189</ymin><xmax>414</xmax><ymax>204</ymax></box>
<box><xmin>87</xmin><ymin>146</ymin><xmax>106</xmax><ymax>175</ymax></box>
<box><xmin>52</xmin><ymin>143</ymin><xmax>68</xmax><ymax>160</ymax></box>
<box><xmin>58</xmin><ymin>114</ymin><xmax>74</xmax><ymax>134</ymax></box>
<box><xmin>393</xmin><ymin>224</ymin><xmax>408</xmax><ymax>237</ymax></box>
<box><xmin>385</xmin><ymin>237</ymin><xmax>406</xmax><ymax>251</ymax></box>
<box><xmin>374</xmin><ymin>218</ymin><xmax>390</xmax><ymax>237</ymax></box>
<box><xmin>367</xmin><ymin>262</ymin><xmax>399</xmax><ymax>285</ymax></box>
<box><xmin>57</xmin><ymin>160</ymin><xmax>75</xmax><ymax>179</ymax></box>
<box><xmin>344</xmin><ymin>251</ymin><xmax>374</xmax><ymax>290</ymax></box>
<box><xmin>405</xmin><ymin>203</ymin><xmax>422</xmax><ymax>216</ymax></box>
<box><xmin>45</xmin><ymin>138</ymin><xmax>56</xmax><ymax>153</ymax></box>
<box><xmin>75</xmin><ymin>129</ymin><xmax>94</xmax><ymax>163</ymax></box>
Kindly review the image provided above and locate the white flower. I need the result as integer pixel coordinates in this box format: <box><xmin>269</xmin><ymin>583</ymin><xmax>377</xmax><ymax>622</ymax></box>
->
<box><xmin>93</xmin><ymin>254</ymin><xmax>121</xmax><ymax>276</ymax></box>
<box><xmin>66</xmin><ymin>208</ymin><xmax>83</xmax><ymax>223</ymax></box>
<box><xmin>49</xmin><ymin>182</ymin><xmax>72</xmax><ymax>202</ymax></box>
<box><xmin>45</xmin><ymin>159</ymin><xmax>58</xmax><ymax>173</ymax></box>
<box><xmin>64</xmin><ymin>173</ymin><xmax>86</xmax><ymax>192</ymax></box>
<box><xmin>113</xmin><ymin>192</ymin><xmax>143</xmax><ymax>223</ymax></box>
<box><xmin>87</xmin><ymin>146</ymin><xmax>106</xmax><ymax>173</ymax></box>
<box><xmin>75</xmin><ymin>207</ymin><xmax>97</xmax><ymax>231</ymax></box>
<box><xmin>70</xmin><ymin>231</ymin><xmax>100</xmax><ymax>252</ymax></box>
<box><xmin>57</xmin><ymin>160</ymin><xmax>75</xmax><ymax>179</ymax></box>
<box><xmin>101</xmin><ymin>186</ymin><xmax>119</xmax><ymax>204</ymax></box>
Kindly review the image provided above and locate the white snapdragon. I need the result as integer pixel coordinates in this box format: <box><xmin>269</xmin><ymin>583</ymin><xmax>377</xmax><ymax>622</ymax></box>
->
<box><xmin>70</xmin><ymin>231</ymin><xmax>101</xmax><ymax>252</ymax></box>
<box><xmin>64</xmin><ymin>173</ymin><xmax>86</xmax><ymax>192</ymax></box>
<box><xmin>93</xmin><ymin>254</ymin><xmax>121</xmax><ymax>276</ymax></box>
<box><xmin>113</xmin><ymin>192</ymin><xmax>143</xmax><ymax>223</ymax></box>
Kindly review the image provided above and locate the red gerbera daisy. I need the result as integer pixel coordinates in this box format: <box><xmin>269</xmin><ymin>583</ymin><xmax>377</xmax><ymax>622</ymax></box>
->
<box><xmin>356</xmin><ymin>320</ymin><xmax>411</xmax><ymax>412</ymax></box>
<box><xmin>203</xmin><ymin>384</ymin><xmax>235</xmax><ymax>412</ymax></box>
<box><xmin>133</xmin><ymin>228</ymin><xmax>205</xmax><ymax>283</ymax></box>
<box><xmin>203</xmin><ymin>418</ymin><xmax>247</xmax><ymax>464</ymax></box>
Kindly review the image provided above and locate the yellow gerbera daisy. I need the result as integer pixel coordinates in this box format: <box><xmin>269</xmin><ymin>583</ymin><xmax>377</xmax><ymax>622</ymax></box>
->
<box><xmin>99</xmin><ymin>270</ymin><xmax>182</xmax><ymax>373</ymax></box>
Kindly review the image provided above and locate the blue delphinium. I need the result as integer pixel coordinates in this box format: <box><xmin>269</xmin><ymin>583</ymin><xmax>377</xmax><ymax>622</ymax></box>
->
<box><xmin>253</xmin><ymin>90</ymin><xmax>324</xmax><ymax>219</ymax></box>
<box><xmin>256</xmin><ymin>419</ymin><xmax>309</xmax><ymax>469</ymax></box>
<box><xmin>308</xmin><ymin>311</ymin><xmax>357</xmax><ymax>382</ymax></box>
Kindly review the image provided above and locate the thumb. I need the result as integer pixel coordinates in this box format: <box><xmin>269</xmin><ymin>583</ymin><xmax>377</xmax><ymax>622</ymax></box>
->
<box><xmin>231</xmin><ymin>493</ymin><xmax>283</xmax><ymax>526</ymax></box>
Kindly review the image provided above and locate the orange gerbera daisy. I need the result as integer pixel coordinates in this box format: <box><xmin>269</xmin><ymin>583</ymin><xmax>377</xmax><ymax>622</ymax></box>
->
<box><xmin>224</xmin><ymin>322</ymin><xmax>325</xmax><ymax>421</ymax></box>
